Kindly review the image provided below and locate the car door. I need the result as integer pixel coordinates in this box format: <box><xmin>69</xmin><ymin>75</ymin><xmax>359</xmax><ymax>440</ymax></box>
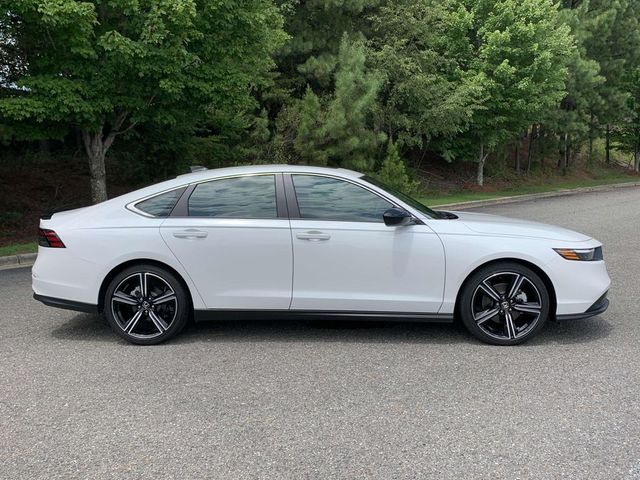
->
<box><xmin>161</xmin><ymin>173</ymin><xmax>292</xmax><ymax>310</ymax></box>
<box><xmin>286</xmin><ymin>174</ymin><xmax>445</xmax><ymax>313</ymax></box>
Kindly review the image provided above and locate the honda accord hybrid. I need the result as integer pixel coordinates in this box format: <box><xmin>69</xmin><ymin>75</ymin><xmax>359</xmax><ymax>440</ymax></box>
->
<box><xmin>33</xmin><ymin>165</ymin><xmax>610</xmax><ymax>345</ymax></box>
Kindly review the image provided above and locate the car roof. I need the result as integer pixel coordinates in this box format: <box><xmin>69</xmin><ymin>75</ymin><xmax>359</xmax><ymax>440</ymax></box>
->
<box><xmin>174</xmin><ymin>164</ymin><xmax>364</xmax><ymax>182</ymax></box>
<box><xmin>97</xmin><ymin>165</ymin><xmax>366</xmax><ymax>209</ymax></box>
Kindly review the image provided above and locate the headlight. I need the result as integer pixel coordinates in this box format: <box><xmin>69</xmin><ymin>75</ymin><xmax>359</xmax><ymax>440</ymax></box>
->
<box><xmin>554</xmin><ymin>247</ymin><xmax>603</xmax><ymax>261</ymax></box>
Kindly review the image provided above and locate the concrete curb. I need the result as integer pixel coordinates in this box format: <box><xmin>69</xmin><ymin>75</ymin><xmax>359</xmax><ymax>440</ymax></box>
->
<box><xmin>0</xmin><ymin>252</ymin><xmax>37</xmax><ymax>270</ymax></box>
<box><xmin>433</xmin><ymin>180</ymin><xmax>640</xmax><ymax>210</ymax></box>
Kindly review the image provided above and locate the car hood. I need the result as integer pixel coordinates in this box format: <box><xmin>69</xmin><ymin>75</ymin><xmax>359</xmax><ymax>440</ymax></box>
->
<box><xmin>447</xmin><ymin>211</ymin><xmax>592</xmax><ymax>242</ymax></box>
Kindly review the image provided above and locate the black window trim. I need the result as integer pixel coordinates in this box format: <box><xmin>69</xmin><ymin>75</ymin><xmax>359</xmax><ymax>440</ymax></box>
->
<box><xmin>127</xmin><ymin>186</ymin><xmax>188</xmax><ymax>218</ymax></box>
<box><xmin>284</xmin><ymin>172</ymin><xmax>420</xmax><ymax>224</ymax></box>
<box><xmin>170</xmin><ymin>172</ymin><xmax>288</xmax><ymax>220</ymax></box>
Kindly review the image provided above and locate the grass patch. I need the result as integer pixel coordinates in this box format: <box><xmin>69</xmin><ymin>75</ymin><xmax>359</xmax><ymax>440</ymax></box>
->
<box><xmin>0</xmin><ymin>242</ymin><xmax>38</xmax><ymax>256</ymax></box>
<box><xmin>419</xmin><ymin>172</ymin><xmax>637</xmax><ymax>207</ymax></box>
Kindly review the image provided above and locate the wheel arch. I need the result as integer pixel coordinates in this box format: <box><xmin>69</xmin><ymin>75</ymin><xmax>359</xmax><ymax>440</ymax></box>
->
<box><xmin>98</xmin><ymin>258</ymin><xmax>195</xmax><ymax>313</ymax></box>
<box><xmin>453</xmin><ymin>258</ymin><xmax>557</xmax><ymax>319</ymax></box>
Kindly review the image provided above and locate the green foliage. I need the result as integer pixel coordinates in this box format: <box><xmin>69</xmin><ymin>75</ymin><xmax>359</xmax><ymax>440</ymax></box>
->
<box><xmin>612</xmin><ymin>68</ymin><xmax>640</xmax><ymax>169</ymax></box>
<box><xmin>275</xmin><ymin>35</ymin><xmax>385</xmax><ymax>170</ymax></box>
<box><xmin>293</xmin><ymin>86</ymin><xmax>328</xmax><ymax>165</ymax></box>
<box><xmin>276</xmin><ymin>0</ymin><xmax>381</xmax><ymax>91</ymax></box>
<box><xmin>369</xmin><ymin>0</ymin><xmax>483</xmax><ymax>150</ymax></box>
<box><xmin>0</xmin><ymin>0</ymin><xmax>286</xmax><ymax>130</ymax></box>
<box><xmin>375</xmin><ymin>140</ymin><xmax>419</xmax><ymax>194</ymax></box>
<box><xmin>0</xmin><ymin>0</ymin><xmax>287</xmax><ymax>199</ymax></box>
<box><xmin>463</xmin><ymin>0</ymin><xmax>573</xmax><ymax>149</ymax></box>
<box><xmin>2</xmin><ymin>0</ymin><xmax>640</xmax><ymax>194</ymax></box>
<box><xmin>319</xmin><ymin>35</ymin><xmax>385</xmax><ymax>171</ymax></box>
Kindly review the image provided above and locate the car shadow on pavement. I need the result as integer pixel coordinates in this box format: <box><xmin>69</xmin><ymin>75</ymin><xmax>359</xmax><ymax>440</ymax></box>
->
<box><xmin>50</xmin><ymin>311</ymin><xmax>612</xmax><ymax>346</ymax></box>
<box><xmin>50</xmin><ymin>312</ymin><xmax>115</xmax><ymax>343</ymax></box>
<box><xmin>530</xmin><ymin>316</ymin><xmax>613</xmax><ymax>346</ymax></box>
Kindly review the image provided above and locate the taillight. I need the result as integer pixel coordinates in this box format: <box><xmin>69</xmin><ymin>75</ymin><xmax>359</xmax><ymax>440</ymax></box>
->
<box><xmin>38</xmin><ymin>228</ymin><xmax>66</xmax><ymax>248</ymax></box>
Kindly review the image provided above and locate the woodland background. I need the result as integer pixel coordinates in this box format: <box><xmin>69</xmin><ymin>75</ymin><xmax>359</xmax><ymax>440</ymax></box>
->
<box><xmin>1</xmin><ymin>0</ymin><xmax>640</xmax><ymax>246</ymax></box>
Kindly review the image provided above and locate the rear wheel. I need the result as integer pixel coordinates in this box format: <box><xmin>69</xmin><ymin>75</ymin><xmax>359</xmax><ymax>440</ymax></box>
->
<box><xmin>459</xmin><ymin>262</ymin><xmax>550</xmax><ymax>345</ymax></box>
<box><xmin>104</xmin><ymin>264</ymin><xmax>189</xmax><ymax>345</ymax></box>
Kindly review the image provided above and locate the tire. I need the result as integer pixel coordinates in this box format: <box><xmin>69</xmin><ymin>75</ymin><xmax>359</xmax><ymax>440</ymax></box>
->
<box><xmin>104</xmin><ymin>264</ymin><xmax>190</xmax><ymax>345</ymax></box>
<box><xmin>459</xmin><ymin>262</ymin><xmax>550</xmax><ymax>346</ymax></box>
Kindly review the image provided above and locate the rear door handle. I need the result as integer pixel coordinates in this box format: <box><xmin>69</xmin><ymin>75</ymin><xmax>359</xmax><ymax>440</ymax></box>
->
<box><xmin>296</xmin><ymin>231</ymin><xmax>331</xmax><ymax>241</ymax></box>
<box><xmin>172</xmin><ymin>229</ymin><xmax>208</xmax><ymax>239</ymax></box>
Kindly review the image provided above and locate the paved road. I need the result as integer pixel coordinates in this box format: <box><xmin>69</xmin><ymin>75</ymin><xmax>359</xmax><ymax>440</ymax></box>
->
<box><xmin>2</xmin><ymin>187</ymin><xmax>640</xmax><ymax>480</ymax></box>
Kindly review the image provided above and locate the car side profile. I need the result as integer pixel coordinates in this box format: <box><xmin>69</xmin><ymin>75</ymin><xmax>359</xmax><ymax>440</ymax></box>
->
<box><xmin>32</xmin><ymin>165</ymin><xmax>610</xmax><ymax>345</ymax></box>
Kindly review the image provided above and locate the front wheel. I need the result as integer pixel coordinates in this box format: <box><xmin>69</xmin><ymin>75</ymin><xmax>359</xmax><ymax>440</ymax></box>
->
<box><xmin>459</xmin><ymin>262</ymin><xmax>550</xmax><ymax>345</ymax></box>
<box><xmin>104</xmin><ymin>264</ymin><xmax>189</xmax><ymax>345</ymax></box>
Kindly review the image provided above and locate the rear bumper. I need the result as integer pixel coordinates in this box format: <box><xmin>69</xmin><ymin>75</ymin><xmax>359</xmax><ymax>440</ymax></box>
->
<box><xmin>33</xmin><ymin>293</ymin><xmax>99</xmax><ymax>314</ymax></box>
<box><xmin>556</xmin><ymin>292</ymin><xmax>609</xmax><ymax>321</ymax></box>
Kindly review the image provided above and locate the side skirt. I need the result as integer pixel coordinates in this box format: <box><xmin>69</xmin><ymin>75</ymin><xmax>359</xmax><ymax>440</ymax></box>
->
<box><xmin>194</xmin><ymin>309</ymin><xmax>454</xmax><ymax>323</ymax></box>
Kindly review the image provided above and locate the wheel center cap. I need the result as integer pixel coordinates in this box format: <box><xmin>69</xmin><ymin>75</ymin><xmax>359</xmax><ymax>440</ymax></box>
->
<box><xmin>142</xmin><ymin>301</ymin><xmax>151</xmax><ymax>310</ymax></box>
<box><xmin>501</xmin><ymin>301</ymin><xmax>510</xmax><ymax>310</ymax></box>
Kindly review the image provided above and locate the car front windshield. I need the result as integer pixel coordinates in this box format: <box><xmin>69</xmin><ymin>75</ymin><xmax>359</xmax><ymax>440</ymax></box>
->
<box><xmin>362</xmin><ymin>176</ymin><xmax>443</xmax><ymax>219</ymax></box>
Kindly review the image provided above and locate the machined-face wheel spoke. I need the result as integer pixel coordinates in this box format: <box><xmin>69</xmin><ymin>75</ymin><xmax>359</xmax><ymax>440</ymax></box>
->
<box><xmin>513</xmin><ymin>302</ymin><xmax>542</xmax><ymax>314</ymax></box>
<box><xmin>504</xmin><ymin>310</ymin><xmax>517</xmax><ymax>339</ymax></box>
<box><xmin>152</xmin><ymin>292</ymin><xmax>176</xmax><ymax>305</ymax></box>
<box><xmin>113</xmin><ymin>291</ymin><xmax>138</xmax><ymax>306</ymax></box>
<box><xmin>139</xmin><ymin>273</ymin><xmax>148</xmax><ymax>297</ymax></box>
<box><xmin>148</xmin><ymin>310</ymin><xmax>169</xmax><ymax>333</ymax></box>
<box><xmin>474</xmin><ymin>307</ymin><xmax>500</xmax><ymax>325</ymax></box>
<box><xmin>479</xmin><ymin>281</ymin><xmax>501</xmax><ymax>302</ymax></box>
<box><xmin>508</xmin><ymin>274</ymin><xmax>525</xmax><ymax>300</ymax></box>
<box><xmin>124</xmin><ymin>310</ymin><xmax>144</xmax><ymax>333</ymax></box>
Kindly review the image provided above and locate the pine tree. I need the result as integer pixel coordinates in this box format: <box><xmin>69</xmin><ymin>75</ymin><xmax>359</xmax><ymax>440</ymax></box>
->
<box><xmin>319</xmin><ymin>35</ymin><xmax>385</xmax><ymax>171</ymax></box>
<box><xmin>376</xmin><ymin>140</ymin><xmax>419</xmax><ymax>194</ymax></box>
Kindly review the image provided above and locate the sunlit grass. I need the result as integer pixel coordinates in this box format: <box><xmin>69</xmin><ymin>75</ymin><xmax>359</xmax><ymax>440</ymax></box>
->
<box><xmin>0</xmin><ymin>242</ymin><xmax>38</xmax><ymax>256</ymax></box>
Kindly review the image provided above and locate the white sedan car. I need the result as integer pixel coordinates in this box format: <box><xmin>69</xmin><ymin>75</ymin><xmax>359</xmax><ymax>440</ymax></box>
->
<box><xmin>33</xmin><ymin>165</ymin><xmax>610</xmax><ymax>345</ymax></box>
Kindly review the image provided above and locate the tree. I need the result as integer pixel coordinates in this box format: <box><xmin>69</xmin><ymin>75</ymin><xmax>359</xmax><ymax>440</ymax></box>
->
<box><xmin>293</xmin><ymin>86</ymin><xmax>328</xmax><ymax>165</ymax></box>
<box><xmin>375</xmin><ymin>140</ymin><xmax>419</xmax><ymax>194</ymax></box>
<box><xmin>580</xmin><ymin>0</ymin><xmax>640</xmax><ymax>163</ymax></box>
<box><xmin>319</xmin><ymin>35</ymin><xmax>385</xmax><ymax>171</ymax></box>
<box><xmin>0</xmin><ymin>0</ymin><xmax>286</xmax><ymax>202</ymax></box>
<box><xmin>275</xmin><ymin>0</ymin><xmax>381</xmax><ymax>94</ymax></box>
<box><xmin>275</xmin><ymin>35</ymin><xmax>384</xmax><ymax>170</ymax></box>
<box><xmin>369</xmin><ymin>0</ymin><xmax>484</xmax><ymax>152</ymax></box>
<box><xmin>613</xmin><ymin>68</ymin><xmax>640</xmax><ymax>171</ymax></box>
<box><xmin>540</xmin><ymin>4</ymin><xmax>604</xmax><ymax>173</ymax></box>
<box><xmin>449</xmin><ymin>0</ymin><xmax>573</xmax><ymax>185</ymax></box>
<box><xmin>550</xmin><ymin>1</ymin><xmax>640</xmax><ymax>166</ymax></box>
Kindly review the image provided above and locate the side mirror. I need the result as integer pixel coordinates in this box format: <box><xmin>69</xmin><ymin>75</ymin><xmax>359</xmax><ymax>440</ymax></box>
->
<box><xmin>383</xmin><ymin>207</ymin><xmax>414</xmax><ymax>227</ymax></box>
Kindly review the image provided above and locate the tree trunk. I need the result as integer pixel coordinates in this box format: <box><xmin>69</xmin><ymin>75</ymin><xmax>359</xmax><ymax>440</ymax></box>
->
<box><xmin>82</xmin><ymin>131</ymin><xmax>108</xmax><ymax>203</ymax></box>
<box><xmin>526</xmin><ymin>126</ymin><xmax>534</xmax><ymax>173</ymax></box>
<box><xmin>515</xmin><ymin>141</ymin><xmax>520</xmax><ymax>174</ymax></box>
<box><xmin>635</xmin><ymin>146</ymin><xmax>640</xmax><ymax>172</ymax></box>
<box><xmin>561</xmin><ymin>132</ymin><xmax>569</xmax><ymax>175</ymax></box>
<box><xmin>477</xmin><ymin>144</ymin><xmax>488</xmax><ymax>187</ymax></box>
<box><xmin>587</xmin><ymin>112</ymin><xmax>594</xmax><ymax>166</ymax></box>
<box><xmin>605</xmin><ymin>124</ymin><xmax>611</xmax><ymax>164</ymax></box>
<box><xmin>80</xmin><ymin>113</ymin><xmax>129</xmax><ymax>204</ymax></box>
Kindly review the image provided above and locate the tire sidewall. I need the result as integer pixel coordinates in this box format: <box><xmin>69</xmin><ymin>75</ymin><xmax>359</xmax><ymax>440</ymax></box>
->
<box><xmin>104</xmin><ymin>264</ymin><xmax>189</xmax><ymax>345</ymax></box>
<box><xmin>459</xmin><ymin>262</ymin><xmax>550</xmax><ymax>346</ymax></box>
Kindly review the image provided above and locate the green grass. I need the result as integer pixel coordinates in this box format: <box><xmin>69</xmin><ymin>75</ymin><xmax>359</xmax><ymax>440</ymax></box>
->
<box><xmin>419</xmin><ymin>173</ymin><xmax>637</xmax><ymax>207</ymax></box>
<box><xmin>0</xmin><ymin>242</ymin><xmax>38</xmax><ymax>256</ymax></box>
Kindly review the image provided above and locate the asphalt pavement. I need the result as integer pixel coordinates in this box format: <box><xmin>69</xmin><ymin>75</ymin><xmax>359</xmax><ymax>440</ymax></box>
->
<box><xmin>1</xmin><ymin>187</ymin><xmax>639</xmax><ymax>479</ymax></box>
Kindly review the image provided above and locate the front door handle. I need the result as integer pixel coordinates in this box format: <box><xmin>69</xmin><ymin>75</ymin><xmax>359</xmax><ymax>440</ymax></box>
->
<box><xmin>173</xmin><ymin>229</ymin><xmax>208</xmax><ymax>239</ymax></box>
<box><xmin>296</xmin><ymin>231</ymin><xmax>331</xmax><ymax>241</ymax></box>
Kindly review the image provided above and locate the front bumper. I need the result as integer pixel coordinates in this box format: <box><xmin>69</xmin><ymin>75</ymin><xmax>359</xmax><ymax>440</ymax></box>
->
<box><xmin>556</xmin><ymin>291</ymin><xmax>609</xmax><ymax>321</ymax></box>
